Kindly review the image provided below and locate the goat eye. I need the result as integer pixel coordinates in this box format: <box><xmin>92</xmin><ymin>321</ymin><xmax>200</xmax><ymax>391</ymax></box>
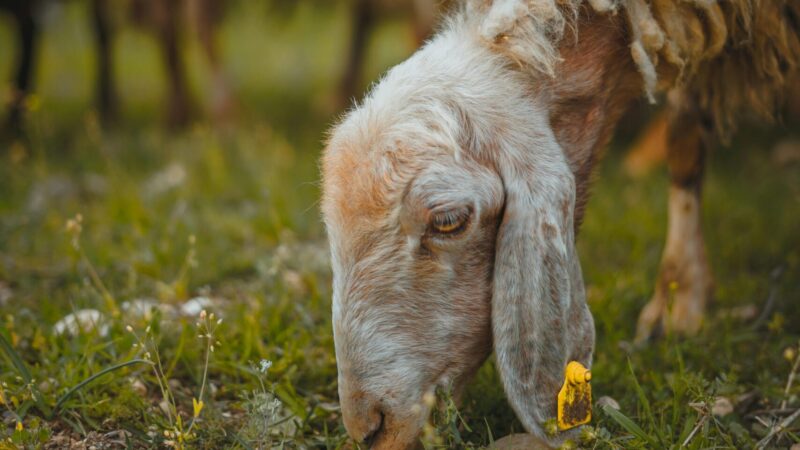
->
<box><xmin>430</xmin><ymin>208</ymin><xmax>470</xmax><ymax>235</ymax></box>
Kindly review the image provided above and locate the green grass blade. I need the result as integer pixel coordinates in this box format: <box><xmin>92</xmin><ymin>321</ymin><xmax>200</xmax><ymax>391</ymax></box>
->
<box><xmin>0</xmin><ymin>331</ymin><xmax>52</xmax><ymax>418</ymax></box>
<box><xmin>230</xmin><ymin>431</ymin><xmax>255</xmax><ymax>450</ymax></box>
<box><xmin>484</xmin><ymin>418</ymin><xmax>495</xmax><ymax>445</ymax></box>
<box><xmin>54</xmin><ymin>359</ymin><xmax>153</xmax><ymax>415</ymax></box>
<box><xmin>0</xmin><ymin>331</ymin><xmax>33</xmax><ymax>382</ymax></box>
<box><xmin>600</xmin><ymin>404</ymin><xmax>658</xmax><ymax>447</ymax></box>
<box><xmin>627</xmin><ymin>358</ymin><xmax>666</xmax><ymax>445</ymax></box>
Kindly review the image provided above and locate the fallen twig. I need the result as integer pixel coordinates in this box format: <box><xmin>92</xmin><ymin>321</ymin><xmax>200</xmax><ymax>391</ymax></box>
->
<box><xmin>746</xmin><ymin>408</ymin><xmax>798</xmax><ymax>418</ymax></box>
<box><xmin>754</xmin><ymin>416</ymin><xmax>772</xmax><ymax>429</ymax></box>
<box><xmin>756</xmin><ymin>408</ymin><xmax>800</xmax><ymax>449</ymax></box>
<box><xmin>682</xmin><ymin>413</ymin><xmax>708</xmax><ymax>448</ymax></box>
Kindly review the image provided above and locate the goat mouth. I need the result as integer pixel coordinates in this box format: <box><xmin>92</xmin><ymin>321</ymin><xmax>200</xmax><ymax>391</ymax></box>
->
<box><xmin>363</xmin><ymin>411</ymin><xmax>385</xmax><ymax>448</ymax></box>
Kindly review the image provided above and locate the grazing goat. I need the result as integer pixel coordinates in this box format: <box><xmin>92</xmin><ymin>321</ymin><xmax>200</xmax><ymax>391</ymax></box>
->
<box><xmin>129</xmin><ymin>0</ymin><xmax>235</xmax><ymax>127</ymax></box>
<box><xmin>0</xmin><ymin>0</ymin><xmax>115</xmax><ymax>131</ymax></box>
<box><xmin>338</xmin><ymin>0</ymin><xmax>452</xmax><ymax>105</ymax></box>
<box><xmin>322</xmin><ymin>0</ymin><xmax>799</xmax><ymax>447</ymax></box>
<box><xmin>0</xmin><ymin>0</ymin><xmax>233</xmax><ymax>133</ymax></box>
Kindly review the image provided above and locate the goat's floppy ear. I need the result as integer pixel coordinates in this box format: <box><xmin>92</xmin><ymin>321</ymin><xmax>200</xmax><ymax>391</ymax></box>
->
<box><xmin>466</xmin><ymin>0</ymin><xmax>571</xmax><ymax>77</ymax></box>
<box><xmin>491</xmin><ymin>134</ymin><xmax>595</xmax><ymax>443</ymax></box>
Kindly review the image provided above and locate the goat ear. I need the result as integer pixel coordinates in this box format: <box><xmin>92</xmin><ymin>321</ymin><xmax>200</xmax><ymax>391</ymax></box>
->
<box><xmin>491</xmin><ymin>138</ymin><xmax>595</xmax><ymax>444</ymax></box>
<box><xmin>467</xmin><ymin>0</ymin><xmax>569</xmax><ymax>76</ymax></box>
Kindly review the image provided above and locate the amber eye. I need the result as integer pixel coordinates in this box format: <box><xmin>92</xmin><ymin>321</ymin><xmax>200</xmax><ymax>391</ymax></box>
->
<box><xmin>430</xmin><ymin>208</ymin><xmax>471</xmax><ymax>235</ymax></box>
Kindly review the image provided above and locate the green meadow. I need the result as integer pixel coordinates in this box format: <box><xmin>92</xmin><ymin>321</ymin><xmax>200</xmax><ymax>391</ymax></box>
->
<box><xmin>1</xmin><ymin>2</ymin><xmax>799</xmax><ymax>448</ymax></box>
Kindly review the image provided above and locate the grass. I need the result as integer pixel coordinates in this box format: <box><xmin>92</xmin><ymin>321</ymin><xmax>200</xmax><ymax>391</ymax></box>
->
<box><xmin>1</xmin><ymin>1</ymin><xmax>800</xmax><ymax>448</ymax></box>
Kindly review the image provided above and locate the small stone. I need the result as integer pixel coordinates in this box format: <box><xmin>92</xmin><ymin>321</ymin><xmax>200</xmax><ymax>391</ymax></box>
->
<box><xmin>596</xmin><ymin>396</ymin><xmax>620</xmax><ymax>411</ymax></box>
<box><xmin>159</xmin><ymin>399</ymin><xmax>171</xmax><ymax>416</ymax></box>
<box><xmin>712</xmin><ymin>397</ymin><xmax>733</xmax><ymax>417</ymax></box>
<box><xmin>130</xmin><ymin>378</ymin><xmax>147</xmax><ymax>396</ymax></box>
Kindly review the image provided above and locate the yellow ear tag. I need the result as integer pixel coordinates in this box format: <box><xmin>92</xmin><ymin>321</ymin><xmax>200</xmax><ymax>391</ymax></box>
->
<box><xmin>557</xmin><ymin>361</ymin><xmax>592</xmax><ymax>430</ymax></box>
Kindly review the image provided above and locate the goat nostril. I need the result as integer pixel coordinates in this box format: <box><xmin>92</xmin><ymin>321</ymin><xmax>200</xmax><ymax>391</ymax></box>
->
<box><xmin>362</xmin><ymin>412</ymin><xmax>384</xmax><ymax>447</ymax></box>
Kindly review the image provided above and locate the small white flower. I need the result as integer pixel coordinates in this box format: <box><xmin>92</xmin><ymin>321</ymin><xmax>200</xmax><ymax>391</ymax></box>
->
<box><xmin>259</xmin><ymin>359</ymin><xmax>273</xmax><ymax>374</ymax></box>
<box><xmin>53</xmin><ymin>309</ymin><xmax>108</xmax><ymax>337</ymax></box>
<box><xmin>143</xmin><ymin>162</ymin><xmax>186</xmax><ymax>197</ymax></box>
<box><xmin>180</xmin><ymin>297</ymin><xmax>213</xmax><ymax>317</ymax></box>
<box><xmin>126</xmin><ymin>298</ymin><xmax>177</xmax><ymax>319</ymax></box>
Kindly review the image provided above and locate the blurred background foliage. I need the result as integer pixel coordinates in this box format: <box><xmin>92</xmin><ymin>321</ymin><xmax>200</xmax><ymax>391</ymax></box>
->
<box><xmin>0</xmin><ymin>0</ymin><xmax>799</xmax><ymax>448</ymax></box>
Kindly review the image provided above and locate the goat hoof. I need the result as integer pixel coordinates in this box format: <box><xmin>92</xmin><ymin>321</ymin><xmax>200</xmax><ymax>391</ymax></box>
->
<box><xmin>635</xmin><ymin>283</ymin><xmax>709</xmax><ymax>343</ymax></box>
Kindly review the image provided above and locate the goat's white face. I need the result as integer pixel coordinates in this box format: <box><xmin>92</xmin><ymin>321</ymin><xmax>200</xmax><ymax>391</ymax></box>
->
<box><xmin>322</xmin><ymin>19</ymin><xmax>595</xmax><ymax>449</ymax></box>
<box><xmin>323</xmin><ymin>123</ymin><xmax>504</xmax><ymax>447</ymax></box>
